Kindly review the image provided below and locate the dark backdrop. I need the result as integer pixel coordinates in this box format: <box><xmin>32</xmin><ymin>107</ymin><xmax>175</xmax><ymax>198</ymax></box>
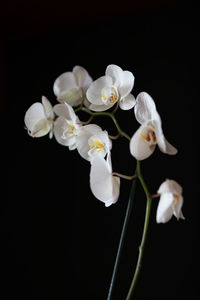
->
<box><xmin>4</xmin><ymin>1</ymin><xmax>199</xmax><ymax>300</ymax></box>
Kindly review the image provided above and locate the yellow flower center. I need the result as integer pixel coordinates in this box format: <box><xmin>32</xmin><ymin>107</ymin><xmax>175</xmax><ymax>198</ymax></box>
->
<box><xmin>65</xmin><ymin>121</ymin><xmax>76</xmax><ymax>135</ymax></box>
<box><xmin>109</xmin><ymin>87</ymin><xmax>119</xmax><ymax>103</ymax></box>
<box><xmin>140</xmin><ymin>130</ymin><xmax>157</xmax><ymax>144</ymax></box>
<box><xmin>101</xmin><ymin>87</ymin><xmax>119</xmax><ymax>104</ymax></box>
<box><xmin>89</xmin><ymin>139</ymin><xmax>105</xmax><ymax>152</ymax></box>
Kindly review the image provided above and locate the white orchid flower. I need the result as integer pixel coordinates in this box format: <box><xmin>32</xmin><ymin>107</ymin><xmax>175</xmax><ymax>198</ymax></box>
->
<box><xmin>76</xmin><ymin>124</ymin><xmax>112</xmax><ymax>161</ymax></box>
<box><xmin>90</xmin><ymin>152</ymin><xmax>120</xmax><ymax>207</ymax></box>
<box><xmin>53</xmin><ymin>66</ymin><xmax>93</xmax><ymax>107</ymax></box>
<box><xmin>53</xmin><ymin>102</ymin><xmax>81</xmax><ymax>150</ymax></box>
<box><xmin>86</xmin><ymin>64</ymin><xmax>136</xmax><ymax>111</ymax></box>
<box><xmin>130</xmin><ymin>92</ymin><xmax>178</xmax><ymax>160</ymax></box>
<box><xmin>24</xmin><ymin>96</ymin><xmax>54</xmax><ymax>138</ymax></box>
<box><xmin>156</xmin><ymin>179</ymin><xmax>185</xmax><ymax>223</ymax></box>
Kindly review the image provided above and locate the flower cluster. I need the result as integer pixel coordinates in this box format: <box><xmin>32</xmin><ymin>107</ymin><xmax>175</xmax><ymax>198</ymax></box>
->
<box><xmin>24</xmin><ymin>64</ymin><xmax>184</xmax><ymax>223</ymax></box>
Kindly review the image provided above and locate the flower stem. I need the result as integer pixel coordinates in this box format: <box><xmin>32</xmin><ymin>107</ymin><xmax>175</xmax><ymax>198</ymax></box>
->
<box><xmin>109</xmin><ymin>113</ymin><xmax>131</xmax><ymax>141</ymax></box>
<box><xmin>107</xmin><ymin>175</ymin><xmax>137</xmax><ymax>300</ymax></box>
<box><xmin>112</xmin><ymin>173</ymin><xmax>137</xmax><ymax>181</ymax></box>
<box><xmin>78</xmin><ymin>107</ymin><xmax>131</xmax><ymax>141</ymax></box>
<box><xmin>79</xmin><ymin>115</ymin><xmax>94</xmax><ymax>125</ymax></box>
<box><xmin>76</xmin><ymin>107</ymin><xmax>152</xmax><ymax>298</ymax></box>
<box><xmin>109</xmin><ymin>133</ymin><xmax>121</xmax><ymax>140</ymax></box>
<box><xmin>125</xmin><ymin>161</ymin><xmax>152</xmax><ymax>300</ymax></box>
<box><xmin>151</xmin><ymin>193</ymin><xmax>160</xmax><ymax>199</ymax></box>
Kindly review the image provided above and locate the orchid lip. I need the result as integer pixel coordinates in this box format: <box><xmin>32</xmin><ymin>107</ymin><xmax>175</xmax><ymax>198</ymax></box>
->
<box><xmin>101</xmin><ymin>86</ymin><xmax>119</xmax><ymax>105</ymax></box>
<box><xmin>173</xmin><ymin>193</ymin><xmax>180</xmax><ymax>203</ymax></box>
<box><xmin>140</xmin><ymin>128</ymin><xmax>157</xmax><ymax>144</ymax></box>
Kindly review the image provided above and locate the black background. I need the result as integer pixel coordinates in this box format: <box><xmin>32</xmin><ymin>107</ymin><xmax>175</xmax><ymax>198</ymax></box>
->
<box><xmin>3</xmin><ymin>1</ymin><xmax>199</xmax><ymax>299</ymax></box>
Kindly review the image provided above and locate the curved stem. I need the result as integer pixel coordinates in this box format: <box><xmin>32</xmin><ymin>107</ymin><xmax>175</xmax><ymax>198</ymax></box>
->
<box><xmin>79</xmin><ymin>115</ymin><xmax>94</xmax><ymax>125</ymax></box>
<box><xmin>107</xmin><ymin>175</ymin><xmax>137</xmax><ymax>300</ymax></box>
<box><xmin>151</xmin><ymin>193</ymin><xmax>160</xmax><ymax>199</ymax></box>
<box><xmin>74</xmin><ymin>106</ymin><xmax>82</xmax><ymax>113</ymax></box>
<box><xmin>78</xmin><ymin>107</ymin><xmax>131</xmax><ymax>141</ymax></box>
<box><xmin>109</xmin><ymin>133</ymin><xmax>121</xmax><ymax>140</ymax></box>
<box><xmin>109</xmin><ymin>113</ymin><xmax>131</xmax><ymax>141</ymax></box>
<box><xmin>125</xmin><ymin>161</ymin><xmax>152</xmax><ymax>300</ymax></box>
<box><xmin>112</xmin><ymin>173</ymin><xmax>137</xmax><ymax>181</ymax></box>
<box><xmin>111</xmin><ymin>101</ymin><xmax>120</xmax><ymax>114</ymax></box>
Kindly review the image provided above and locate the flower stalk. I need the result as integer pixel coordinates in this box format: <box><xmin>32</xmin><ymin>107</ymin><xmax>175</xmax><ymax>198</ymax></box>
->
<box><xmin>107</xmin><ymin>174</ymin><xmax>137</xmax><ymax>300</ymax></box>
<box><xmin>107</xmin><ymin>160</ymin><xmax>152</xmax><ymax>300</ymax></box>
<box><xmin>77</xmin><ymin>107</ymin><xmax>131</xmax><ymax>141</ymax></box>
<box><xmin>112</xmin><ymin>173</ymin><xmax>137</xmax><ymax>181</ymax></box>
<box><xmin>125</xmin><ymin>160</ymin><xmax>152</xmax><ymax>300</ymax></box>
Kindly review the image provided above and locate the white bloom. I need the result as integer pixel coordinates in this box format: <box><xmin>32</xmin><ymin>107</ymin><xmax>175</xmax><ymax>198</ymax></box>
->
<box><xmin>130</xmin><ymin>92</ymin><xmax>177</xmax><ymax>160</ymax></box>
<box><xmin>86</xmin><ymin>64</ymin><xmax>136</xmax><ymax>111</ymax></box>
<box><xmin>24</xmin><ymin>96</ymin><xmax>54</xmax><ymax>138</ymax></box>
<box><xmin>156</xmin><ymin>179</ymin><xmax>185</xmax><ymax>223</ymax></box>
<box><xmin>76</xmin><ymin>124</ymin><xmax>112</xmax><ymax>161</ymax></box>
<box><xmin>53</xmin><ymin>102</ymin><xmax>81</xmax><ymax>150</ymax></box>
<box><xmin>90</xmin><ymin>152</ymin><xmax>120</xmax><ymax>207</ymax></box>
<box><xmin>53</xmin><ymin>66</ymin><xmax>93</xmax><ymax>107</ymax></box>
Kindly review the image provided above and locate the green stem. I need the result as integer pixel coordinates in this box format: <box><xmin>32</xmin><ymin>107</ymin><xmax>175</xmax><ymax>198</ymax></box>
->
<box><xmin>125</xmin><ymin>161</ymin><xmax>152</xmax><ymax>300</ymax></box>
<box><xmin>75</xmin><ymin>106</ymin><xmax>152</xmax><ymax>298</ymax></box>
<box><xmin>109</xmin><ymin>113</ymin><xmax>131</xmax><ymax>141</ymax></box>
<box><xmin>107</xmin><ymin>176</ymin><xmax>137</xmax><ymax>300</ymax></box>
<box><xmin>76</xmin><ymin>107</ymin><xmax>131</xmax><ymax>141</ymax></box>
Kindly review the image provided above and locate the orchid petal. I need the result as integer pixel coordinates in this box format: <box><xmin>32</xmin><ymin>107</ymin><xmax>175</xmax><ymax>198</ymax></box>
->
<box><xmin>49</xmin><ymin>130</ymin><xmax>54</xmax><ymax>139</ymax></box>
<box><xmin>134</xmin><ymin>92</ymin><xmax>158</xmax><ymax>124</ymax></box>
<box><xmin>86</xmin><ymin>76</ymin><xmax>113</xmax><ymax>105</ymax></box>
<box><xmin>157</xmin><ymin>179</ymin><xmax>183</xmax><ymax>196</ymax></box>
<box><xmin>130</xmin><ymin>123</ymin><xmax>156</xmax><ymax>160</ymax></box>
<box><xmin>87</xmin><ymin>130</ymin><xmax>112</xmax><ymax>159</ymax></box>
<box><xmin>58</xmin><ymin>89</ymin><xmax>83</xmax><ymax>106</ymax></box>
<box><xmin>105</xmin><ymin>151</ymin><xmax>120</xmax><ymax>206</ymax></box>
<box><xmin>173</xmin><ymin>195</ymin><xmax>185</xmax><ymax>220</ymax></box>
<box><xmin>53</xmin><ymin>103</ymin><xmax>79</xmax><ymax>123</ymax></box>
<box><xmin>162</xmin><ymin>138</ymin><xmax>178</xmax><ymax>155</ymax></box>
<box><xmin>31</xmin><ymin>119</ymin><xmax>51</xmax><ymax>137</ymax></box>
<box><xmin>152</xmin><ymin>119</ymin><xmax>178</xmax><ymax>155</ymax></box>
<box><xmin>73</xmin><ymin>66</ymin><xmax>93</xmax><ymax>92</ymax></box>
<box><xmin>118</xmin><ymin>71</ymin><xmax>135</xmax><ymax>98</ymax></box>
<box><xmin>90</xmin><ymin>154</ymin><xmax>120</xmax><ymax>206</ymax></box>
<box><xmin>42</xmin><ymin>96</ymin><xmax>54</xmax><ymax>119</ymax></box>
<box><xmin>156</xmin><ymin>193</ymin><xmax>174</xmax><ymax>223</ymax></box>
<box><xmin>105</xmin><ymin>176</ymin><xmax>120</xmax><ymax>207</ymax></box>
<box><xmin>68</xmin><ymin>142</ymin><xmax>78</xmax><ymax>150</ymax></box>
<box><xmin>53</xmin><ymin>117</ymin><xmax>69</xmax><ymax>146</ymax></box>
<box><xmin>105</xmin><ymin>64</ymin><xmax>124</xmax><ymax>87</ymax></box>
<box><xmin>119</xmin><ymin>93</ymin><xmax>136</xmax><ymax>110</ymax></box>
<box><xmin>76</xmin><ymin>124</ymin><xmax>104</xmax><ymax>161</ymax></box>
<box><xmin>54</xmin><ymin>117</ymin><xmax>77</xmax><ymax>147</ymax></box>
<box><xmin>24</xmin><ymin>102</ymin><xmax>46</xmax><ymax>134</ymax></box>
<box><xmin>53</xmin><ymin>72</ymin><xmax>82</xmax><ymax>106</ymax></box>
<box><xmin>89</xmin><ymin>103</ymin><xmax>113</xmax><ymax>112</ymax></box>
<box><xmin>25</xmin><ymin>103</ymin><xmax>45</xmax><ymax>130</ymax></box>
<box><xmin>53</xmin><ymin>72</ymin><xmax>77</xmax><ymax>97</ymax></box>
<box><xmin>156</xmin><ymin>179</ymin><xmax>184</xmax><ymax>223</ymax></box>
<box><xmin>90</xmin><ymin>156</ymin><xmax>112</xmax><ymax>203</ymax></box>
